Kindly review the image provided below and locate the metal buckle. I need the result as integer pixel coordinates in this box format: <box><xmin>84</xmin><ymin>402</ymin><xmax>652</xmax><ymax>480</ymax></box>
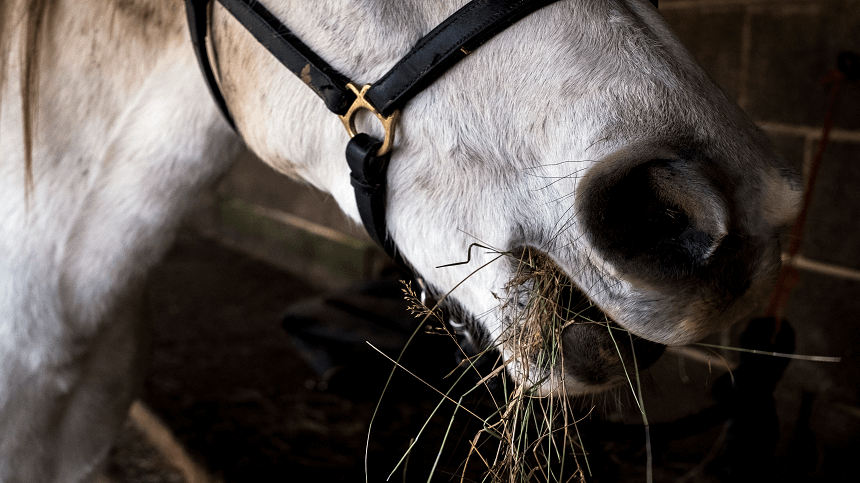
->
<box><xmin>339</xmin><ymin>83</ymin><xmax>400</xmax><ymax>156</ymax></box>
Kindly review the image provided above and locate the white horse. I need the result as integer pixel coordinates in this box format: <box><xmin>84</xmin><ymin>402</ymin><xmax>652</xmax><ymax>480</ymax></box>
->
<box><xmin>0</xmin><ymin>0</ymin><xmax>800</xmax><ymax>481</ymax></box>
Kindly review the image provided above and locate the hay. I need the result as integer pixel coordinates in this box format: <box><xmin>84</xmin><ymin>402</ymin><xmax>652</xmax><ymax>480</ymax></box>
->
<box><xmin>475</xmin><ymin>248</ymin><xmax>597</xmax><ymax>483</ymax></box>
<box><xmin>395</xmin><ymin>248</ymin><xmax>624</xmax><ymax>482</ymax></box>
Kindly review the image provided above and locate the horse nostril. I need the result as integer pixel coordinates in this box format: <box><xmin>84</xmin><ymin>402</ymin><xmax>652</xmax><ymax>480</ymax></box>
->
<box><xmin>579</xmin><ymin>158</ymin><xmax>727</xmax><ymax>278</ymax></box>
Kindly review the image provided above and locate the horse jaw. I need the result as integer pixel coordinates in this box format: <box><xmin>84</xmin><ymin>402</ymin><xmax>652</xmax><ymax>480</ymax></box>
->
<box><xmin>215</xmin><ymin>0</ymin><xmax>801</xmax><ymax>393</ymax></box>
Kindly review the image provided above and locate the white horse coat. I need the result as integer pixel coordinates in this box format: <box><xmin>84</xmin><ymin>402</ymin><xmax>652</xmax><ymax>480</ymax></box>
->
<box><xmin>0</xmin><ymin>0</ymin><xmax>799</xmax><ymax>481</ymax></box>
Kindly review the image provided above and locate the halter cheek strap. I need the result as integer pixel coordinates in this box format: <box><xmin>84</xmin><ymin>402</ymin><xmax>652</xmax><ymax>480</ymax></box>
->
<box><xmin>184</xmin><ymin>0</ymin><xmax>659</xmax><ymax>263</ymax></box>
<box><xmin>184</xmin><ymin>0</ymin><xmax>356</xmax><ymax>130</ymax></box>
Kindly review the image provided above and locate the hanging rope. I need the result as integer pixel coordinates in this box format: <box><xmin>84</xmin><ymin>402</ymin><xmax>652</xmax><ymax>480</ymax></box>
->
<box><xmin>766</xmin><ymin>52</ymin><xmax>859</xmax><ymax>332</ymax></box>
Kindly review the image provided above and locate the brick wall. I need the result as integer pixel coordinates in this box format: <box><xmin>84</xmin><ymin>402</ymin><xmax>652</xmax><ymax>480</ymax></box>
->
<box><xmin>662</xmin><ymin>1</ymin><xmax>860</xmax><ymax>479</ymax></box>
<box><xmin>189</xmin><ymin>1</ymin><xmax>860</xmax><ymax>478</ymax></box>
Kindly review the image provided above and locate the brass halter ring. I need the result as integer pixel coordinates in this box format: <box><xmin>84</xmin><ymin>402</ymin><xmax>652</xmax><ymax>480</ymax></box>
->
<box><xmin>338</xmin><ymin>83</ymin><xmax>400</xmax><ymax>156</ymax></box>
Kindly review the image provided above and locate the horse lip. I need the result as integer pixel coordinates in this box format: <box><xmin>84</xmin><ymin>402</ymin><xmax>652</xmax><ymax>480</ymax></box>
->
<box><xmin>497</xmin><ymin>247</ymin><xmax>672</xmax><ymax>395</ymax></box>
<box><xmin>510</xmin><ymin>247</ymin><xmax>671</xmax><ymax>348</ymax></box>
<box><xmin>556</xmin><ymin>237</ymin><xmax>779</xmax><ymax>346</ymax></box>
<box><xmin>602</xmin><ymin>301</ymin><xmax>706</xmax><ymax>346</ymax></box>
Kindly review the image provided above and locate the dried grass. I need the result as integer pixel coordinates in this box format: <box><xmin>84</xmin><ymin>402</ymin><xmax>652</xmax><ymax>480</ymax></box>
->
<box><xmin>386</xmin><ymin>246</ymin><xmax>840</xmax><ymax>483</ymax></box>
<box><xmin>390</xmin><ymin>248</ymin><xmax>649</xmax><ymax>482</ymax></box>
<box><xmin>469</xmin><ymin>248</ymin><xmax>595</xmax><ymax>483</ymax></box>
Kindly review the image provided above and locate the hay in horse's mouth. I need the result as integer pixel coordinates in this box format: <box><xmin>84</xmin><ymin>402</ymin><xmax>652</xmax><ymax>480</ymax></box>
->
<box><xmin>501</xmin><ymin>247</ymin><xmax>665</xmax><ymax>394</ymax></box>
<box><xmin>457</xmin><ymin>248</ymin><xmax>667</xmax><ymax>481</ymax></box>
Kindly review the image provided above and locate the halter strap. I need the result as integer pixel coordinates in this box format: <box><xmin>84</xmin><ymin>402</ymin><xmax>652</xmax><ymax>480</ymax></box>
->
<box><xmin>185</xmin><ymin>0</ymin><xmax>358</xmax><ymax>129</ymax></box>
<box><xmin>365</xmin><ymin>0</ymin><xmax>561</xmax><ymax>117</ymax></box>
<box><xmin>185</xmin><ymin>0</ymin><xmax>235</xmax><ymax>129</ymax></box>
<box><xmin>185</xmin><ymin>0</ymin><xmax>659</xmax><ymax>262</ymax></box>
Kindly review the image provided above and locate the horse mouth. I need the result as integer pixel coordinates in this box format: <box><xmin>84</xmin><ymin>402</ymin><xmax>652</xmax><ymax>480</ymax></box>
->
<box><xmin>499</xmin><ymin>247</ymin><xmax>666</xmax><ymax>395</ymax></box>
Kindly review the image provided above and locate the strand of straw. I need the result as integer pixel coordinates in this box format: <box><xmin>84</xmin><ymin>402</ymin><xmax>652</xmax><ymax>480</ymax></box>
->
<box><xmin>694</xmin><ymin>342</ymin><xmax>841</xmax><ymax>362</ymax></box>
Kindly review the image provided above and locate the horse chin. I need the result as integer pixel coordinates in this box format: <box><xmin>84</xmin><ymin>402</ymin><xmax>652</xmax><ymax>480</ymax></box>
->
<box><xmin>496</xmin><ymin>318</ymin><xmax>667</xmax><ymax>397</ymax></box>
<box><xmin>508</xmin><ymin>324</ymin><xmax>668</xmax><ymax>398</ymax></box>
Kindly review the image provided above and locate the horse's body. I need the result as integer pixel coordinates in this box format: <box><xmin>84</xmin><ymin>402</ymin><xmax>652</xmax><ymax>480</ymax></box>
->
<box><xmin>0</xmin><ymin>0</ymin><xmax>799</xmax><ymax>480</ymax></box>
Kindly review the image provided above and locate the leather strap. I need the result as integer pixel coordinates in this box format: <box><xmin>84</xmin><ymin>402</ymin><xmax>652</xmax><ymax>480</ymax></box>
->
<box><xmin>213</xmin><ymin>0</ymin><xmax>356</xmax><ymax>115</ymax></box>
<box><xmin>185</xmin><ymin>0</ymin><xmax>356</xmax><ymax>125</ymax></box>
<box><xmin>344</xmin><ymin>134</ymin><xmax>403</xmax><ymax>263</ymax></box>
<box><xmin>185</xmin><ymin>0</ymin><xmax>236</xmax><ymax>129</ymax></box>
<box><xmin>365</xmin><ymin>0</ymin><xmax>560</xmax><ymax>117</ymax></box>
<box><xmin>190</xmin><ymin>0</ymin><xmax>659</xmax><ymax>122</ymax></box>
<box><xmin>365</xmin><ymin>0</ymin><xmax>657</xmax><ymax>116</ymax></box>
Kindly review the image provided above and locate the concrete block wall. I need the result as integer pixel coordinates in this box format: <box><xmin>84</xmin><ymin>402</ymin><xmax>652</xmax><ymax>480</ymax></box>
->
<box><xmin>663</xmin><ymin>1</ymin><xmax>860</xmax><ymax>480</ymax></box>
<box><xmin>188</xmin><ymin>1</ymin><xmax>860</xmax><ymax>478</ymax></box>
<box><xmin>188</xmin><ymin>152</ymin><xmax>385</xmax><ymax>290</ymax></box>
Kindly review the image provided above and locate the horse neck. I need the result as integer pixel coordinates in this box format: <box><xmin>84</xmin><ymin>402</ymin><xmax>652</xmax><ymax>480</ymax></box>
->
<box><xmin>0</xmin><ymin>0</ymin><xmax>238</xmax><ymax>329</ymax></box>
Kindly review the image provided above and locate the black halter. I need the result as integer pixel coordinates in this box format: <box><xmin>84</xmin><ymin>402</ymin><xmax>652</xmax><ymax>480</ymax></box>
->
<box><xmin>184</xmin><ymin>0</ymin><xmax>658</xmax><ymax>264</ymax></box>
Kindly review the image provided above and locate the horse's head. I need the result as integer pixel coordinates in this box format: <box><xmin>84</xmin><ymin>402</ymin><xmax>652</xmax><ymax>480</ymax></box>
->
<box><xmin>211</xmin><ymin>0</ymin><xmax>801</xmax><ymax>394</ymax></box>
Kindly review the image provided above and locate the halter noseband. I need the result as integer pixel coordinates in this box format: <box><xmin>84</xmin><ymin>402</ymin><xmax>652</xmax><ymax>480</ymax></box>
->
<box><xmin>184</xmin><ymin>0</ymin><xmax>658</xmax><ymax>264</ymax></box>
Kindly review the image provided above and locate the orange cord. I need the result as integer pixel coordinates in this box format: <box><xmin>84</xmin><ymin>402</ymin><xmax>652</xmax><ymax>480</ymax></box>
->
<box><xmin>765</xmin><ymin>67</ymin><xmax>845</xmax><ymax>332</ymax></box>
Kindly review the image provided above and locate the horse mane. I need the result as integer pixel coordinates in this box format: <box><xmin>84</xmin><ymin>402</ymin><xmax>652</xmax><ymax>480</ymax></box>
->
<box><xmin>0</xmin><ymin>0</ymin><xmax>52</xmax><ymax>188</ymax></box>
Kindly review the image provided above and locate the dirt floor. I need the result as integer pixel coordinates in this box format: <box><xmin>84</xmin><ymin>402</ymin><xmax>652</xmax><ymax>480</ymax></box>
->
<box><xmin>104</xmin><ymin>231</ymin><xmax>839</xmax><ymax>483</ymax></box>
<box><xmin>110</xmin><ymin>232</ymin><xmax>511</xmax><ymax>483</ymax></box>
